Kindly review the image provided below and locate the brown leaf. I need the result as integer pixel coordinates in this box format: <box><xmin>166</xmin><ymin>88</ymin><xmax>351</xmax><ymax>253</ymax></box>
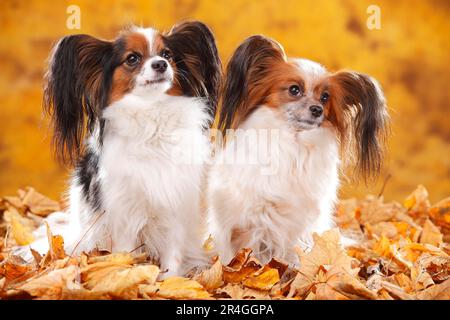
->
<box><xmin>428</xmin><ymin>198</ymin><xmax>450</xmax><ymax>235</ymax></box>
<box><xmin>83</xmin><ymin>263</ymin><xmax>159</xmax><ymax>299</ymax></box>
<box><xmin>0</xmin><ymin>260</ymin><xmax>34</xmax><ymax>282</ymax></box>
<box><xmin>194</xmin><ymin>258</ymin><xmax>223</xmax><ymax>291</ymax></box>
<box><xmin>216</xmin><ymin>283</ymin><xmax>270</xmax><ymax>300</ymax></box>
<box><xmin>43</xmin><ymin>222</ymin><xmax>66</xmax><ymax>261</ymax></box>
<box><xmin>21</xmin><ymin>187</ymin><xmax>61</xmax><ymax>217</ymax></box>
<box><xmin>17</xmin><ymin>265</ymin><xmax>79</xmax><ymax>299</ymax></box>
<box><xmin>415</xmin><ymin>278</ymin><xmax>450</xmax><ymax>300</ymax></box>
<box><xmin>420</xmin><ymin>219</ymin><xmax>443</xmax><ymax>247</ymax></box>
<box><xmin>141</xmin><ymin>277</ymin><xmax>210</xmax><ymax>299</ymax></box>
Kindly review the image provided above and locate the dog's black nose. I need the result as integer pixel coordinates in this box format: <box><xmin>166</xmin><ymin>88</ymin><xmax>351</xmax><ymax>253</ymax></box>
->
<box><xmin>151</xmin><ymin>60</ymin><xmax>168</xmax><ymax>73</ymax></box>
<box><xmin>309</xmin><ymin>105</ymin><xmax>323</xmax><ymax>118</ymax></box>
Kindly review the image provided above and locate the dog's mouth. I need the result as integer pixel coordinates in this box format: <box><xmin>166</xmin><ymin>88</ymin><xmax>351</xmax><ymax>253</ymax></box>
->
<box><xmin>140</xmin><ymin>77</ymin><xmax>171</xmax><ymax>87</ymax></box>
<box><xmin>296</xmin><ymin>119</ymin><xmax>321</xmax><ymax>130</ymax></box>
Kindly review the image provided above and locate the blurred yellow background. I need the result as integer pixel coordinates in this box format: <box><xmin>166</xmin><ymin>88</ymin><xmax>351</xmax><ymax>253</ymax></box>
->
<box><xmin>0</xmin><ymin>0</ymin><xmax>449</xmax><ymax>203</ymax></box>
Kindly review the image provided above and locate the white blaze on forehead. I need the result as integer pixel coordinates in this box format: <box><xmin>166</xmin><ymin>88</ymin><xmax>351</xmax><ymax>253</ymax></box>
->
<box><xmin>290</xmin><ymin>58</ymin><xmax>328</xmax><ymax>94</ymax></box>
<box><xmin>133</xmin><ymin>27</ymin><xmax>158</xmax><ymax>53</ymax></box>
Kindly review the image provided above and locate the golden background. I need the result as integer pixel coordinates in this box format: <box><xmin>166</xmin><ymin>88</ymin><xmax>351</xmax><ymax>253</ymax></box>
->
<box><xmin>0</xmin><ymin>0</ymin><xmax>449</xmax><ymax>203</ymax></box>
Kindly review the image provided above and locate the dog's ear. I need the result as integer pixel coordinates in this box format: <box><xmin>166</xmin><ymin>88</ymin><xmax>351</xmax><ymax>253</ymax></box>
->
<box><xmin>164</xmin><ymin>21</ymin><xmax>222</xmax><ymax>122</ymax></box>
<box><xmin>44</xmin><ymin>35</ymin><xmax>116</xmax><ymax>164</ymax></box>
<box><xmin>217</xmin><ymin>35</ymin><xmax>286</xmax><ymax>133</ymax></box>
<box><xmin>329</xmin><ymin>71</ymin><xmax>389</xmax><ymax>181</ymax></box>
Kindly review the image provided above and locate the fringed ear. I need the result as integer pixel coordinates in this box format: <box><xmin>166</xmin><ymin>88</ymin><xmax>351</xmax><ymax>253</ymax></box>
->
<box><xmin>164</xmin><ymin>21</ymin><xmax>222</xmax><ymax>121</ymax></box>
<box><xmin>217</xmin><ymin>35</ymin><xmax>286</xmax><ymax>133</ymax></box>
<box><xmin>330</xmin><ymin>71</ymin><xmax>389</xmax><ymax>181</ymax></box>
<box><xmin>44</xmin><ymin>35</ymin><xmax>116</xmax><ymax>164</ymax></box>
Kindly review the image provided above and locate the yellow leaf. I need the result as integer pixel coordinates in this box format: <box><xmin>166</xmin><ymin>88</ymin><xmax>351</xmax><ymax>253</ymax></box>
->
<box><xmin>404</xmin><ymin>185</ymin><xmax>430</xmax><ymax>212</ymax></box>
<box><xmin>83</xmin><ymin>264</ymin><xmax>159</xmax><ymax>298</ymax></box>
<box><xmin>4</xmin><ymin>208</ymin><xmax>35</xmax><ymax>246</ymax></box>
<box><xmin>142</xmin><ymin>277</ymin><xmax>210</xmax><ymax>299</ymax></box>
<box><xmin>217</xmin><ymin>283</ymin><xmax>270</xmax><ymax>300</ymax></box>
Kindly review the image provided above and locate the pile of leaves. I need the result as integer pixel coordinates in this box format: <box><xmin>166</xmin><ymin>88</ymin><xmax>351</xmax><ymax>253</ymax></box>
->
<box><xmin>0</xmin><ymin>185</ymin><xmax>449</xmax><ymax>300</ymax></box>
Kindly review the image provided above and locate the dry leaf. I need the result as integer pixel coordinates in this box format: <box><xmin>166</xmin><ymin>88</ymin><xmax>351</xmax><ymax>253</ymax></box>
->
<box><xmin>83</xmin><ymin>264</ymin><xmax>159</xmax><ymax>298</ymax></box>
<box><xmin>194</xmin><ymin>258</ymin><xmax>223</xmax><ymax>291</ymax></box>
<box><xmin>17</xmin><ymin>265</ymin><xmax>79</xmax><ymax>299</ymax></box>
<box><xmin>428</xmin><ymin>198</ymin><xmax>450</xmax><ymax>235</ymax></box>
<box><xmin>242</xmin><ymin>265</ymin><xmax>280</xmax><ymax>291</ymax></box>
<box><xmin>420</xmin><ymin>219</ymin><xmax>443</xmax><ymax>247</ymax></box>
<box><xmin>45</xmin><ymin>222</ymin><xmax>65</xmax><ymax>260</ymax></box>
<box><xmin>141</xmin><ymin>277</ymin><xmax>210</xmax><ymax>299</ymax></box>
<box><xmin>217</xmin><ymin>283</ymin><xmax>270</xmax><ymax>300</ymax></box>
<box><xmin>21</xmin><ymin>187</ymin><xmax>60</xmax><ymax>217</ymax></box>
<box><xmin>404</xmin><ymin>185</ymin><xmax>430</xmax><ymax>212</ymax></box>
<box><xmin>415</xmin><ymin>278</ymin><xmax>450</xmax><ymax>300</ymax></box>
<box><xmin>4</xmin><ymin>208</ymin><xmax>35</xmax><ymax>245</ymax></box>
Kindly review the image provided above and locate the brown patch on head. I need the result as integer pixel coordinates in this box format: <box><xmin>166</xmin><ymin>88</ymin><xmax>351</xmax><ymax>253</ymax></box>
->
<box><xmin>264</xmin><ymin>62</ymin><xmax>305</xmax><ymax>108</ymax></box>
<box><xmin>110</xmin><ymin>31</ymin><xmax>150</xmax><ymax>103</ymax></box>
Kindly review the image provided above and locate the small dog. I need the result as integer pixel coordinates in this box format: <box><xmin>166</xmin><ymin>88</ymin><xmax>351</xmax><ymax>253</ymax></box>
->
<box><xmin>28</xmin><ymin>21</ymin><xmax>222</xmax><ymax>276</ymax></box>
<box><xmin>207</xmin><ymin>35</ymin><xmax>389</xmax><ymax>264</ymax></box>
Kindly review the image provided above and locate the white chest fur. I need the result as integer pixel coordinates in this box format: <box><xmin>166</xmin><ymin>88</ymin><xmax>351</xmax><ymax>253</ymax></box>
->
<box><xmin>89</xmin><ymin>93</ymin><xmax>210</xmax><ymax>274</ymax></box>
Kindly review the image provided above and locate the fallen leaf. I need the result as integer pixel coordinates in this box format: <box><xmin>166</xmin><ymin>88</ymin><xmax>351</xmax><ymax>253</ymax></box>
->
<box><xmin>404</xmin><ymin>185</ymin><xmax>430</xmax><ymax>213</ymax></box>
<box><xmin>45</xmin><ymin>222</ymin><xmax>65</xmax><ymax>260</ymax></box>
<box><xmin>216</xmin><ymin>283</ymin><xmax>270</xmax><ymax>300</ymax></box>
<box><xmin>420</xmin><ymin>219</ymin><xmax>443</xmax><ymax>247</ymax></box>
<box><xmin>415</xmin><ymin>278</ymin><xmax>450</xmax><ymax>300</ymax></box>
<box><xmin>141</xmin><ymin>277</ymin><xmax>210</xmax><ymax>299</ymax></box>
<box><xmin>21</xmin><ymin>187</ymin><xmax>61</xmax><ymax>217</ymax></box>
<box><xmin>243</xmin><ymin>265</ymin><xmax>280</xmax><ymax>291</ymax></box>
<box><xmin>83</xmin><ymin>263</ymin><xmax>159</xmax><ymax>299</ymax></box>
<box><xmin>4</xmin><ymin>208</ymin><xmax>35</xmax><ymax>245</ymax></box>
<box><xmin>17</xmin><ymin>265</ymin><xmax>80</xmax><ymax>299</ymax></box>
<box><xmin>194</xmin><ymin>258</ymin><xmax>223</xmax><ymax>291</ymax></box>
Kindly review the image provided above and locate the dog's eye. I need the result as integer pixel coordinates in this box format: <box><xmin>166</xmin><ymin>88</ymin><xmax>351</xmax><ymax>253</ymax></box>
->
<box><xmin>288</xmin><ymin>85</ymin><xmax>301</xmax><ymax>96</ymax></box>
<box><xmin>160</xmin><ymin>49</ymin><xmax>172</xmax><ymax>60</ymax></box>
<box><xmin>320</xmin><ymin>92</ymin><xmax>329</xmax><ymax>104</ymax></box>
<box><xmin>125</xmin><ymin>53</ymin><xmax>141</xmax><ymax>66</ymax></box>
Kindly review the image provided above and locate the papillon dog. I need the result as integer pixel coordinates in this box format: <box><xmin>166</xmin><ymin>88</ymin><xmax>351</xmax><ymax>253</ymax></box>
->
<box><xmin>27</xmin><ymin>21</ymin><xmax>222</xmax><ymax>276</ymax></box>
<box><xmin>207</xmin><ymin>35</ymin><xmax>389</xmax><ymax>264</ymax></box>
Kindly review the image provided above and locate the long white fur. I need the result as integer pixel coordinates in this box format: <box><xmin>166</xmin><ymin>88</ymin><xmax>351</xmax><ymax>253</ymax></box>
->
<box><xmin>22</xmin><ymin>28</ymin><xmax>211</xmax><ymax>277</ymax></box>
<box><xmin>207</xmin><ymin>60</ymin><xmax>341</xmax><ymax>265</ymax></box>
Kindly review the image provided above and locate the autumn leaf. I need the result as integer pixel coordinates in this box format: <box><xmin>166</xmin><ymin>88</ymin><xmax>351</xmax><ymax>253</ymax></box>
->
<box><xmin>83</xmin><ymin>263</ymin><xmax>159</xmax><ymax>299</ymax></box>
<box><xmin>194</xmin><ymin>258</ymin><xmax>223</xmax><ymax>291</ymax></box>
<box><xmin>288</xmin><ymin>229</ymin><xmax>360</xmax><ymax>299</ymax></box>
<box><xmin>3</xmin><ymin>208</ymin><xmax>35</xmax><ymax>245</ymax></box>
<box><xmin>415</xmin><ymin>278</ymin><xmax>450</xmax><ymax>300</ymax></box>
<box><xmin>21</xmin><ymin>187</ymin><xmax>61</xmax><ymax>217</ymax></box>
<box><xmin>428</xmin><ymin>198</ymin><xmax>450</xmax><ymax>235</ymax></box>
<box><xmin>45</xmin><ymin>222</ymin><xmax>65</xmax><ymax>260</ymax></box>
<box><xmin>404</xmin><ymin>185</ymin><xmax>430</xmax><ymax>212</ymax></box>
<box><xmin>17</xmin><ymin>265</ymin><xmax>79</xmax><ymax>299</ymax></box>
<box><xmin>0</xmin><ymin>260</ymin><xmax>34</xmax><ymax>282</ymax></box>
<box><xmin>242</xmin><ymin>265</ymin><xmax>280</xmax><ymax>291</ymax></box>
<box><xmin>420</xmin><ymin>219</ymin><xmax>443</xmax><ymax>247</ymax></box>
<box><xmin>141</xmin><ymin>277</ymin><xmax>210</xmax><ymax>299</ymax></box>
<box><xmin>217</xmin><ymin>283</ymin><xmax>271</xmax><ymax>300</ymax></box>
